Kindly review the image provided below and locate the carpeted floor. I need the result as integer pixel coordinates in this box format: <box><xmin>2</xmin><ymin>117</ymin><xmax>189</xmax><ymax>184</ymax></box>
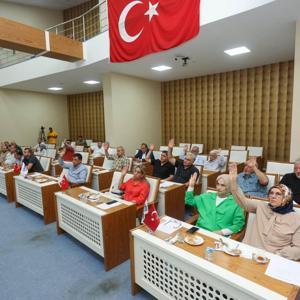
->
<box><xmin>0</xmin><ymin>195</ymin><xmax>155</xmax><ymax>300</ymax></box>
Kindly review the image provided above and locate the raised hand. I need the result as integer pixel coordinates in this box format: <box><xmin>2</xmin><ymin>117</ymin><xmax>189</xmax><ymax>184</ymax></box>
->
<box><xmin>183</xmin><ymin>145</ymin><xmax>189</xmax><ymax>153</ymax></box>
<box><xmin>168</xmin><ymin>138</ymin><xmax>175</xmax><ymax>149</ymax></box>
<box><xmin>121</xmin><ymin>166</ymin><xmax>129</xmax><ymax>177</ymax></box>
<box><xmin>59</xmin><ymin>148</ymin><xmax>66</xmax><ymax>157</ymax></box>
<box><xmin>248</xmin><ymin>157</ymin><xmax>257</xmax><ymax>169</ymax></box>
<box><xmin>228</xmin><ymin>163</ymin><xmax>238</xmax><ymax>180</ymax></box>
<box><xmin>189</xmin><ymin>172</ymin><xmax>198</xmax><ymax>188</ymax></box>
<box><xmin>149</xmin><ymin>144</ymin><xmax>155</xmax><ymax>151</ymax></box>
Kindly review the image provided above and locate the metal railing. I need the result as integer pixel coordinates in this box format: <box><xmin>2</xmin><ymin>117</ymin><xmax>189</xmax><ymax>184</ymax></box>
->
<box><xmin>46</xmin><ymin>0</ymin><xmax>108</xmax><ymax>42</ymax></box>
<box><xmin>0</xmin><ymin>1</ymin><xmax>108</xmax><ymax>69</ymax></box>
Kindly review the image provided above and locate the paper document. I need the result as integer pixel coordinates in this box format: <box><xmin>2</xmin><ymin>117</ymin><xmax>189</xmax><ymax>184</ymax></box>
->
<box><xmin>160</xmin><ymin>181</ymin><xmax>176</xmax><ymax>188</ymax></box>
<box><xmin>265</xmin><ymin>255</ymin><xmax>300</xmax><ymax>286</ymax></box>
<box><xmin>97</xmin><ymin>202</ymin><xmax>122</xmax><ymax>210</ymax></box>
<box><xmin>157</xmin><ymin>217</ymin><xmax>182</xmax><ymax>234</ymax></box>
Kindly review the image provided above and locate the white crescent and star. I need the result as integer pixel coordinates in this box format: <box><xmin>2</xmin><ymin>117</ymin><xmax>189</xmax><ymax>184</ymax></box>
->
<box><xmin>118</xmin><ymin>1</ymin><xmax>159</xmax><ymax>43</ymax></box>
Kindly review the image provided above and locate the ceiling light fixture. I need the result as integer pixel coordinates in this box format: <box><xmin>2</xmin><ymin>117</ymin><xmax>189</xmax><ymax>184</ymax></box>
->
<box><xmin>83</xmin><ymin>80</ymin><xmax>100</xmax><ymax>85</ymax></box>
<box><xmin>224</xmin><ymin>46</ymin><xmax>251</xmax><ymax>56</ymax></box>
<box><xmin>151</xmin><ymin>65</ymin><xmax>172</xmax><ymax>72</ymax></box>
<box><xmin>48</xmin><ymin>87</ymin><xmax>63</xmax><ymax>91</ymax></box>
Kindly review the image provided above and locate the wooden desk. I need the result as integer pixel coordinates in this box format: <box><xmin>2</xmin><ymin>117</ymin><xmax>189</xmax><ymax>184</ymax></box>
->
<box><xmin>92</xmin><ymin>156</ymin><xmax>104</xmax><ymax>167</ymax></box>
<box><xmin>0</xmin><ymin>167</ymin><xmax>16</xmax><ymax>202</ymax></box>
<box><xmin>15</xmin><ymin>173</ymin><xmax>61</xmax><ymax>224</ymax></box>
<box><xmin>130</xmin><ymin>217</ymin><xmax>300</xmax><ymax>300</ymax></box>
<box><xmin>55</xmin><ymin>186</ymin><xmax>136</xmax><ymax>271</ymax></box>
<box><xmin>91</xmin><ymin>167</ymin><xmax>114</xmax><ymax>191</ymax></box>
<box><xmin>201</xmin><ymin>170</ymin><xmax>220</xmax><ymax>193</ymax></box>
<box><xmin>157</xmin><ymin>182</ymin><xmax>186</xmax><ymax>220</ymax></box>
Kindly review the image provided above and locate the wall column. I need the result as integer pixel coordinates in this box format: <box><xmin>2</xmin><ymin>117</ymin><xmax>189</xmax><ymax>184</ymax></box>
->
<box><xmin>102</xmin><ymin>73</ymin><xmax>161</xmax><ymax>155</ymax></box>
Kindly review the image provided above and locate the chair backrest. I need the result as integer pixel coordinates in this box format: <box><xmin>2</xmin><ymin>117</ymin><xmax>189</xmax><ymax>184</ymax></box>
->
<box><xmin>266</xmin><ymin>161</ymin><xmax>294</xmax><ymax>176</ymax></box>
<box><xmin>247</xmin><ymin>146</ymin><xmax>263</xmax><ymax>157</ymax></box>
<box><xmin>90</xmin><ymin>142</ymin><xmax>99</xmax><ymax>150</ymax></box>
<box><xmin>77</xmin><ymin>152</ymin><xmax>89</xmax><ymax>164</ymax></box>
<box><xmin>86</xmin><ymin>140</ymin><xmax>93</xmax><ymax>147</ymax></box>
<box><xmin>229</xmin><ymin>150</ymin><xmax>248</xmax><ymax>163</ymax></box>
<box><xmin>36</xmin><ymin>155</ymin><xmax>41</xmax><ymax>161</ymax></box>
<box><xmin>108</xmin><ymin>148</ymin><xmax>117</xmax><ymax>155</ymax></box>
<box><xmin>191</xmin><ymin>144</ymin><xmax>204</xmax><ymax>154</ymax></box>
<box><xmin>243</xmin><ymin>198</ymin><xmax>300</xmax><ymax>243</ymax></box>
<box><xmin>220</xmin><ymin>149</ymin><xmax>230</xmax><ymax>156</ymax></box>
<box><xmin>179</xmin><ymin>143</ymin><xmax>191</xmax><ymax>150</ymax></box>
<box><xmin>159</xmin><ymin>146</ymin><xmax>168</xmax><ymax>152</ymax></box>
<box><xmin>75</xmin><ymin>145</ymin><xmax>84</xmax><ymax>152</ymax></box>
<box><xmin>46</xmin><ymin>144</ymin><xmax>56</xmax><ymax>149</ymax></box>
<box><xmin>153</xmin><ymin>151</ymin><xmax>161</xmax><ymax>160</ymax></box>
<box><xmin>109</xmin><ymin>171</ymin><xmax>160</xmax><ymax>204</ymax></box>
<box><xmin>40</xmin><ymin>156</ymin><xmax>51</xmax><ymax>172</ymax></box>
<box><xmin>46</xmin><ymin>149</ymin><xmax>57</xmax><ymax>159</ymax></box>
<box><xmin>172</xmin><ymin>147</ymin><xmax>185</xmax><ymax>157</ymax></box>
<box><xmin>102</xmin><ymin>157</ymin><xmax>115</xmax><ymax>170</ymax></box>
<box><xmin>220</xmin><ymin>156</ymin><xmax>229</xmax><ymax>173</ymax></box>
<box><xmin>231</xmin><ymin>145</ymin><xmax>246</xmax><ymax>151</ymax></box>
<box><xmin>194</xmin><ymin>155</ymin><xmax>208</xmax><ymax>166</ymax></box>
<box><xmin>71</xmin><ymin>142</ymin><xmax>76</xmax><ymax>148</ymax></box>
<box><xmin>266</xmin><ymin>173</ymin><xmax>279</xmax><ymax>191</ymax></box>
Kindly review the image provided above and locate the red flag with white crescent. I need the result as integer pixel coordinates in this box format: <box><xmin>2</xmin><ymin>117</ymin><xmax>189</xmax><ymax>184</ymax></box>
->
<box><xmin>108</xmin><ymin>0</ymin><xmax>201</xmax><ymax>62</ymax></box>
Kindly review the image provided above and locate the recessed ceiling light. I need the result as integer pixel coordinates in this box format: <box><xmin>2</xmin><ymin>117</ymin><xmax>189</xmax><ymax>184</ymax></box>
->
<box><xmin>48</xmin><ymin>87</ymin><xmax>63</xmax><ymax>91</ymax></box>
<box><xmin>83</xmin><ymin>80</ymin><xmax>100</xmax><ymax>85</ymax></box>
<box><xmin>152</xmin><ymin>65</ymin><xmax>172</xmax><ymax>72</ymax></box>
<box><xmin>224</xmin><ymin>46</ymin><xmax>251</xmax><ymax>56</ymax></box>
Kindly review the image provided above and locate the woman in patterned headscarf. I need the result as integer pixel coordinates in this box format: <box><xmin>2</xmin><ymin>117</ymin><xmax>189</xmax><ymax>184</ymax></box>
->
<box><xmin>229</xmin><ymin>163</ymin><xmax>300</xmax><ymax>261</ymax></box>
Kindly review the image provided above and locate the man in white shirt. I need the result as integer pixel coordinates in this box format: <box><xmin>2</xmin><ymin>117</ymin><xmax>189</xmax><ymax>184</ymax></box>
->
<box><xmin>203</xmin><ymin>149</ymin><xmax>226</xmax><ymax>171</ymax></box>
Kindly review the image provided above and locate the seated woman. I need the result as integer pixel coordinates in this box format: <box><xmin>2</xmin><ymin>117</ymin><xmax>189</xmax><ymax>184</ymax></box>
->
<box><xmin>118</xmin><ymin>165</ymin><xmax>150</xmax><ymax>206</ymax></box>
<box><xmin>185</xmin><ymin>173</ymin><xmax>245</xmax><ymax>236</ymax></box>
<box><xmin>229</xmin><ymin>163</ymin><xmax>300</xmax><ymax>261</ymax></box>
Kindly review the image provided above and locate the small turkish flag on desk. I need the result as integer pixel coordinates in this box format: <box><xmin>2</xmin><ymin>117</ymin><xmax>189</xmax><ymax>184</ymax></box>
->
<box><xmin>143</xmin><ymin>203</ymin><xmax>160</xmax><ymax>232</ymax></box>
<box><xmin>60</xmin><ymin>175</ymin><xmax>70</xmax><ymax>191</ymax></box>
<box><xmin>108</xmin><ymin>0</ymin><xmax>201</xmax><ymax>62</ymax></box>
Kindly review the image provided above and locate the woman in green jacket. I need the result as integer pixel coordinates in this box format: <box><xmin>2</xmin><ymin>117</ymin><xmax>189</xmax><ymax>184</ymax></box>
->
<box><xmin>185</xmin><ymin>173</ymin><xmax>245</xmax><ymax>236</ymax></box>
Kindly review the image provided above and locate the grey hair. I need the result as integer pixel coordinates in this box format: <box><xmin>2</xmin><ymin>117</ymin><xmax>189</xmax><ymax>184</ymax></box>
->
<box><xmin>294</xmin><ymin>158</ymin><xmax>300</xmax><ymax>166</ymax></box>
<box><xmin>186</xmin><ymin>152</ymin><xmax>196</xmax><ymax>162</ymax></box>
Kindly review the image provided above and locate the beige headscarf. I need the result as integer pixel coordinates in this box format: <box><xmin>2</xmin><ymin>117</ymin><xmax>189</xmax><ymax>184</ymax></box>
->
<box><xmin>216</xmin><ymin>174</ymin><xmax>231</xmax><ymax>195</ymax></box>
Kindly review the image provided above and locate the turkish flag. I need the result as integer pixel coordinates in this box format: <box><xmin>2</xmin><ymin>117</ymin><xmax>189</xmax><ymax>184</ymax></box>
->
<box><xmin>13</xmin><ymin>164</ymin><xmax>21</xmax><ymax>175</ymax></box>
<box><xmin>108</xmin><ymin>0</ymin><xmax>200</xmax><ymax>62</ymax></box>
<box><xmin>143</xmin><ymin>203</ymin><xmax>160</xmax><ymax>232</ymax></box>
<box><xmin>60</xmin><ymin>175</ymin><xmax>70</xmax><ymax>191</ymax></box>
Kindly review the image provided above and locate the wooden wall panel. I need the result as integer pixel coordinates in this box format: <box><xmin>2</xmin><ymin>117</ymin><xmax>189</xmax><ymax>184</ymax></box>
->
<box><xmin>63</xmin><ymin>0</ymin><xmax>99</xmax><ymax>41</ymax></box>
<box><xmin>162</xmin><ymin>61</ymin><xmax>294</xmax><ymax>162</ymax></box>
<box><xmin>68</xmin><ymin>91</ymin><xmax>105</xmax><ymax>142</ymax></box>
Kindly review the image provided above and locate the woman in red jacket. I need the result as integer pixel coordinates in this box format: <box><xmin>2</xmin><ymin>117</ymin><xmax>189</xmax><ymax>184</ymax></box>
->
<box><xmin>118</xmin><ymin>165</ymin><xmax>150</xmax><ymax>205</ymax></box>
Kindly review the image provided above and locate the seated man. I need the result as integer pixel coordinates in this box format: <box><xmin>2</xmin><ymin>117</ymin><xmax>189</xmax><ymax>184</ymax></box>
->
<box><xmin>62</xmin><ymin>140</ymin><xmax>75</xmax><ymax>162</ymax></box>
<box><xmin>59</xmin><ymin>151</ymin><xmax>88</xmax><ymax>187</ymax></box>
<box><xmin>280</xmin><ymin>159</ymin><xmax>300</xmax><ymax>204</ymax></box>
<box><xmin>92</xmin><ymin>142</ymin><xmax>105</xmax><ymax>156</ymax></box>
<box><xmin>180</xmin><ymin>145</ymin><xmax>199</xmax><ymax>160</ymax></box>
<box><xmin>203</xmin><ymin>149</ymin><xmax>226</xmax><ymax>171</ymax></box>
<box><xmin>237</xmin><ymin>158</ymin><xmax>268</xmax><ymax>198</ymax></box>
<box><xmin>168</xmin><ymin>139</ymin><xmax>199</xmax><ymax>186</ymax></box>
<box><xmin>76</xmin><ymin>135</ymin><xmax>87</xmax><ymax>148</ymax></box>
<box><xmin>118</xmin><ymin>166</ymin><xmax>150</xmax><ymax>206</ymax></box>
<box><xmin>14</xmin><ymin>149</ymin><xmax>23</xmax><ymax>166</ymax></box>
<box><xmin>22</xmin><ymin>148</ymin><xmax>44</xmax><ymax>173</ymax></box>
<box><xmin>34</xmin><ymin>138</ymin><xmax>47</xmax><ymax>156</ymax></box>
<box><xmin>0</xmin><ymin>143</ymin><xmax>9</xmax><ymax>164</ymax></box>
<box><xmin>103</xmin><ymin>143</ymin><xmax>130</xmax><ymax>171</ymax></box>
<box><xmin>135</xmin><ymin>143</ymin><xmax>154</xmax><ymax>161</ymax></box>
<box><xmin>146</xmin><ymin>144</ymin><xmax>175</xmax><ymax>180</ymax></box>
<box><xmin>4</xmin><ymin>143</ymin><xmax>17</xmax><ymax>166</ymax></box>
<box><xmin>185</xmin><ymin>173</ymin><xmax>245</xmax><ymax>236</ymax></box>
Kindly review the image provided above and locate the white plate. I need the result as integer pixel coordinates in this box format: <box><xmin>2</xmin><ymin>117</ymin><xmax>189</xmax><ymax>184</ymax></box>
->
<box><xmin>88</xmin><ymin>194</ymin><xmax>100</xmax><ymax>200</ymax></box>
<box><xmin>223</xmin><ymin>247</ymin><xmax>242</xmax><ymax>256</ymax></box>
<box><xmin>184</xmin><ymin>236</ymin><xmax>204</xmax><ymax>246</ymax></box>
<box><xmin>36</xmin><ymin>178</ymin><xmax>48</xmax><ymax>183</ymax></box>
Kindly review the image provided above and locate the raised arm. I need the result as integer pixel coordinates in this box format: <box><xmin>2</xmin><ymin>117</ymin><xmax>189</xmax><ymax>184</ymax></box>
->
<box><xmin>185</xmin><ymin>173</ymin><xmax>199</xmax><ymax>207</ymax></box>
<box><xmin>229</xmin><ymin>163</ymin><xmax>259</xmax><ymax>213</ymax></box>
<box><xmin>103</xmin><ymin>142</ymin><xmax>113</xmax><ymax>160</ymax></box>
<box><xmin>118</xmin><ymin>166</ymin><xmax>129</xmax><ymax>189</ymax></box>
<box><xmin>145</xmin><ymin>144</ymin><xmax>155</xmax><ymax>162</ymax></box>
<box><xmin>58</xmin><ymin>149</ymin><xmax>72</xmax><ymax>169</ymax></box>
<box><xmin>248</xmin><ymin>157</ymin><xmax>268</xmax><ymax>185</ymax></box>
<box><xmin>168</xmin><ymin>138</ymin><xmax>176</xmax><ymax>166</ymax></box>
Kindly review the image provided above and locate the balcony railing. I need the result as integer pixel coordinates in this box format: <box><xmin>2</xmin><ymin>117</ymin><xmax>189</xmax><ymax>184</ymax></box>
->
<box><xmin>0</xmin><ymin>1</ymin><xmax>108</xmax><ymax>69</ymax></box>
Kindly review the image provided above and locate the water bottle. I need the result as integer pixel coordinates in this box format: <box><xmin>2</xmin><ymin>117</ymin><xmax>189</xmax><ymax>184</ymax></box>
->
<box><xmin>204</xmin><ymin>247</ymin><xmax>215</xmax><ymax>261</ymax></box>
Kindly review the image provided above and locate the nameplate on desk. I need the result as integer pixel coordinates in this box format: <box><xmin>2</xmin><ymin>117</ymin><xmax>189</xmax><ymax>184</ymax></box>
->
<box><xmin>97</xmin><ymin>201</ymin><xmax>122</xmax><ymax>210</ymax></box>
